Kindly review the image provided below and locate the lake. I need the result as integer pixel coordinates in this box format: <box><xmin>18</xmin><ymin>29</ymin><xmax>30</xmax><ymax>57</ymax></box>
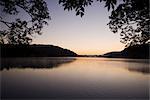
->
<box><xmin>1</xmin><ymin>57</ymin><xmax>149</xmax><ymax>99</ymax></box>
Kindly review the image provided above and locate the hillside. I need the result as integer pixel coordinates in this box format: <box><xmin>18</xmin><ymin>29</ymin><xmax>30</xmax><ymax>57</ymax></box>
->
<box><xmin>1</xmin><ymin>44</ymin><xmax>77</xmax><ymax>57</ymax></box>
<box><xmin>101</xmin><ymin>44</ymin><xmax>149</xmax><ymax>59</ymax></box>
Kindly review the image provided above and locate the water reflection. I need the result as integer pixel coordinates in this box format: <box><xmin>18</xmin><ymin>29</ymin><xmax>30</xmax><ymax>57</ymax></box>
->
<box><xmin>76</xmin><ymin>57</ymin><xmax>150</xmax><ymax>74</ymax></box>
<box><xmin>1</xmin><ymin>57</ymin><xmax>149</xmax><ymax>74</ymax></box>
<box><xmin>105</xmin><ymin>58</ymin><xmax>149</xmax><ymax>74</ymax></box>
<box><xmin>1</xmin><ymin>57</ymin><xmax>149</xmax><ymax>99</ymax></box>
<box><xmin>127</xmin><ymin>67</ymin><xmax>150</xmax><ymax>74</ymax></box>
<box><xmin>104</xmin><ymin>58</ymin><xmax>149</xmax><ymax>74</ymax></box>
<box><xmin>1</xmin><ymin>57</ymin><xmax>76</xmax><ymax>70</ymax></box>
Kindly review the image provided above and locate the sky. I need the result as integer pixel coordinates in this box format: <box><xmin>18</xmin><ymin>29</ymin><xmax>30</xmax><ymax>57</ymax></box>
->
<box><xmin>15</xmin><ymin>0</ymin><xmax>126</xmax><ymax>55</ymax></box>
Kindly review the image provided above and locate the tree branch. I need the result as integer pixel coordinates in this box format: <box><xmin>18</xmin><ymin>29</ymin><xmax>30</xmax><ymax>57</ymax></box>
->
<box><xmin>0</xmin><ymin>20</ymin><xmax>12</xmax><ymax>28</ymax></box>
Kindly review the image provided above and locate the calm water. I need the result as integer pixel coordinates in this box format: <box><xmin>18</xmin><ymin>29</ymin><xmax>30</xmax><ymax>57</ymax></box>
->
<box><xmin>1</xmin><ymin>57</ymin><xmax>149</xmax><ymax>99</ymax></box>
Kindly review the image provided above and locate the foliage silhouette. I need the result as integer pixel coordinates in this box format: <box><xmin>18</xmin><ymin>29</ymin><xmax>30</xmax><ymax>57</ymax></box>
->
<box><xmin>59</xmin><ymin>0</ymin><xmax>150</xmax><ymax>46</ymax></box>
<box><xmin>0</xmin><ymin>0</ymin><xmax>50</xmax><ymax>44</ymax></box>
<box><xmin>1</xmin><ymin>0</ymin><xmax>149</xmax><ymax>46</ymax></box>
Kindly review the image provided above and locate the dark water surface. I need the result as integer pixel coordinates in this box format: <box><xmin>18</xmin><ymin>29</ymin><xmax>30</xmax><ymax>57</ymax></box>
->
<box><xmin>1</xmin><ymin>57</ymin><xmax>149</xmax><ymax>99</ymax></box>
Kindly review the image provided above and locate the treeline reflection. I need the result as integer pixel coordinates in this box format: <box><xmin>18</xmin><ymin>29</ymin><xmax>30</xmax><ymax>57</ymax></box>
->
<box><xmin>127</xmin><ymin>67</ymin><xmax>150</xmax><ymax>74</ymax></box>
<box><xmin>1</xmin><ymin>57</ymin><xmax>76</xmax><ymax>70</ymax></box>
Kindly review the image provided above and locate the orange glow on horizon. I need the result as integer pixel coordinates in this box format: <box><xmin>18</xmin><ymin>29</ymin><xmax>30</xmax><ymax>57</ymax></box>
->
<box><xmin>72</xmin><ymin>45</ymin><xmax>124</xmax><ymax>55</ymax></box>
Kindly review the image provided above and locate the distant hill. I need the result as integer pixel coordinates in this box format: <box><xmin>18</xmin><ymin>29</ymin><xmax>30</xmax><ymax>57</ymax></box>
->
<box><xmin>101</xmin><ymin>44</ymin><xmax>149</xmax><ymax>59</ymax></box>
<box><xmin>1</xmin><ymin>44</ymin><xmax>77</xmax><ymax>57</ymax></box>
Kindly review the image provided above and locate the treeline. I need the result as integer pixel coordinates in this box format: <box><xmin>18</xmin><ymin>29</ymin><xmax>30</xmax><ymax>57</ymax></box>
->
<box><xmin>1</xmin><ymin>44</ymin><xmax>77</xmax><ymax>57</ymax></box>
<box><xmin>101</xmin><ymin>44</ymin><xmax>149</xmax><ymax>59</ymax></box>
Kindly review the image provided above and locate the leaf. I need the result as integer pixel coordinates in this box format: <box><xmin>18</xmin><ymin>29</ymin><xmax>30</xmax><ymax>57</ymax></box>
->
<box><xmin>81</xmin><ymin>12</ymin><xmax>84</xmax><ymax>17</ymax></box>
<box><xmin>76</xmin><ymin>11</ymin><xmax>80</xmax><ymax>16</ymax></box>
<box><xmin>80</xmin><ymin>7</ymin><xmax>84</xmax><ymax>12</ymax></box>
<box><xmin>58</xmin><ymin>0</ymin><xmax>61</xmax><ymax>4</ymax></box>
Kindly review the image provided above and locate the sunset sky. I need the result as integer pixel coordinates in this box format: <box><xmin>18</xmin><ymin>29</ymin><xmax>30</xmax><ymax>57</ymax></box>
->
<box><xmin>32</xmin><ymin>0</ymin><xmax>125</xmax><ymax>55</ymax></box>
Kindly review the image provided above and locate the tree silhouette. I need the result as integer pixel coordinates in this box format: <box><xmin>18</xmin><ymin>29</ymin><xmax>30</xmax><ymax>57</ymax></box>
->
<box><xmin>1</xmin><ymin>0</ymin><xmax>149</xmax><ymax>46</ymax></box>
<box><xmin>59</xmin><ymin>0</ymin><xmax>150</xmax><ymax>46</ymax></box>
<box><xmin>0</xmin><ymin>0</ymin><xmax>50</xmax><ymax>44</ymax></box>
